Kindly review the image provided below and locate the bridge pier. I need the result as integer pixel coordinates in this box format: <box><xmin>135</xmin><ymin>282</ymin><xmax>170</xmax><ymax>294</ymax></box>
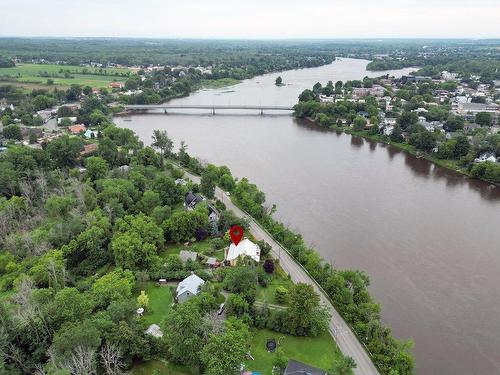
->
<box><xmin>164</xmin><ymin>109</ymin><xmax>168</xmax><ymax>114</ymax></box>
<box><xmin>212</xmin><ymin>108</ymin><xmax>215</xmax><ymax>115</ymax></box>
<box><xmin>260</xmin><ymin>108</ymin><xmax>263</xmax><ymax>116</ymax></box>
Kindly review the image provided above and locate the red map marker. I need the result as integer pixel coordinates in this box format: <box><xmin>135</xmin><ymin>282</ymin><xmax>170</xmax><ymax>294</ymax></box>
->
<box><xmin>229</xmin><ymin>225</ymin><xmax>244</xmax><ymax>246</ymax></box>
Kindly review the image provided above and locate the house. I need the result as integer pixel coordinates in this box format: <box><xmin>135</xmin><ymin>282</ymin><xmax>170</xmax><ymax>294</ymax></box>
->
<box><xmin>109</xmin><ymin>82</ymin><xmax>124</xmax><ymax>89</ymax></box>
<box><xmin>225</xmin><ymin>238</ymin><xmax>261</xmax><ymax>266</ymax></box>
<box><xmin>68</xmin><ymin>124</ymin><xmax>87</xmax><ymax>135</ymax></box>
<box><xmin>208</xmin><ymin>207</ymin><xmax>219</xmax><ymax>223</ymax></box>
<box><xmin>283</xmin><ymin>359</ymin><xmax>326</xmax><ymax>375</ymax></box>
<box><xmin>84</xmin><ymin>129</ymin><xmax>98</xmax><ymax>139</ymax></box>
<box><xmin>176</xmin><ymin>273</ymin><xmax>205</xmax><ymax>303</ymax></box>
<box><xmin>474</xmin><ymin>153</ymin><xmax>497</xmax><ymax>163</ymax></box>
<box><xmin>383</xmin><ymin>125</ymin><xmax>395</xmax><ymax>136</ymax></box>
<box><xmin>80</xmin><ymin>143</ymin><xmax>98</xmax><ymax>156</ymax></box>
<box><xmin>356</xmin><ymin>111</ymin><xmax>369</xmax><ymax>118</ymax></box>
<box><xmin>179</xmin><ymin>250</ymin><xmax>197</xmax><ymax>264</ymax></box>
<box><xmin>184</xmin><ymin>191</ymin><xmax>203</xmax><ymax>209</ymax></box>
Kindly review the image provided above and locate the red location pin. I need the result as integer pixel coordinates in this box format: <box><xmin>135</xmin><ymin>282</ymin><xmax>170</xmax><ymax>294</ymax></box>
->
<box><xmin>229</xmin><ymin>225</ymin><xmax>244</xmax><ymax>246</ymax></box>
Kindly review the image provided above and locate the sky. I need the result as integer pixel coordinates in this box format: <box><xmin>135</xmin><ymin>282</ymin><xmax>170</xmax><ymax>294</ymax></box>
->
<box><xmin>0</xmin><ymin>0</ymin><xmax>499</xmax><ymax>39</ymax></box>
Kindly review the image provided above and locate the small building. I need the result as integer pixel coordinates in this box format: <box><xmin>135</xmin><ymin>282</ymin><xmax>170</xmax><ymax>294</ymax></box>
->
<box><xmin>145</xmin><ymin>324</ymin><xmax>163</xmax><ymax>338</ymax></box>
<box><xmin>184</xmin><ymin>191</ymin><xmax>204</xmax><ymax>209</ymax></box>
<box><xmin>474</xmin><ymin>153</ymin><xmax>497</xmax><ymax>163</ymax></box>
<box><xmin>283</xmin><ymin>359</ymin><xmax>326</xmax><ymax>375</ymax></box>
<box><xmin>206</xmin><ymin>257</ymin><xmax>219</xmax><ymax>268</ymax></box>
<box><xmin>80</xmin><ymin>143</ymin><xmax>98</xmax><ymax>157</ymax></box>
<box><xmin>109</xmin><ymin>82</ymin><xmax>124</xmax><ymax>89</ymax></box>
<box><xmin>179</xmin><ymin>250</ymin><xmax>197</xmax><ymax>264</ymax></box>
<box><xmin>57</xmin><ymin>116</ymin><xmax>77</xmax><ymax>125</ymax></box>
<box><xmin>175</xmin><ymin>178</ymin><xmax>187</xmax><ymax>186</ymax></box>
<box><xmin>176</xmin><ymin>273</ymin><xmax>205</xmax><ymax>303</ymax></box>
<box><xmin>225</xmin><ymin>238</ymin><xmax>261</xmax><ymax>266</ymax></box>
<box><xmin>68</xmin><ymin>124</ymin><xmax>87</xmax><ymax>135</ymax></box>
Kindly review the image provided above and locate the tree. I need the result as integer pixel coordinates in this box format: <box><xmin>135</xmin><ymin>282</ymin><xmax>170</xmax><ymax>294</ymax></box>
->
<box><xmin>390</xmin><ymin>125</ymin><xmax>404</xmax><ymax>143</ymax></box>
<box><xmin>47</xmin><ymin>135</ymin><xmax>84</xmax><ymax>168</ymax></box>
<box><xmin>408</xmin><ymin>130</ymin><xmax>436</xmax><ymax>152</ymax></box>
<box><xmin>273</xmin><ymin>347</ymin><xmax>288</xmax><ymax>373</ymax></box>
<box><xmin>444</xmin><ymin>115</ymin><xmax>464</xmax><ymax>132</ymax></box>
<box><xmin>397</xmin><ymin>112</ymin><xmax>418</xmax><ymax>130</ymax></box>
<box><xmin>85</xmin><ymin>156</ymin><xmax>109</xmax><ymax>181</ymax></box>
<box><xmin>66</xmin><ymin>84</ymin><xmax>82</xmax><ymax>101</ymax></box>
<box><xmin>353</xmin><ymin>116</ymin><xmax>367</xmax><ymax>131</ymax></box>
<box><xmin>137</xmin><ymin>291</ymin><xmax>149</xmax><ymax>308</ymax></box>
<box><xmin>329</xmin><ymin>356</ymin><xmax>357</xmax><ymax>375</ymax></box>
<box><xmin>99</xmin><ymin>344</ymin><xmax>124</xmax><ymax>375</ymax></box>
<box><xmin>275</xmin><ymin>286</ymin><xmax>289</xmax><ymax>304</ymax></box>
<box><xmin>287</xmin><ymin>283</ymin><xmax>330</xmax><ymax>336</ymax></box>
<box><xmin>164</xmin><ymin>209</ymin><xmax>208</xmax><ymax>243</ymax></box>
<box><xmin>475</xmin><ymin>112</ymin><xmax>492</xmax><ymax>126</ymax></box>
<box><xmin>225</xmin><ymin>293</ymin><xmax>249</xmax><ymax>317</ymax></box>
<box><xmin>3</xmin><ymin>124</ymin><xmax>22</xmax><ymax>140</ymax></box>
<box><xmin>275</xmin><ymin>76</ymin><xmax>283</xmax><ymax>86</ymax></box>
<box><xmin>164</xmin><ymin>302</ymin><xmax>204</xmax><ymax>367</ymax></box>
<box><xmin>298</xmin><ymin>89</ymin><xmax>316</xmax><ymax>102</ymax></box>
<box><xmin>91</xmin><ymin>269</ymin><xmax>135</xmax><ymax>308</ymax></box>
<box><xmin>200</xmin><ymin>318</ymin><xmax>249</xmax><ymax>375</ymax></box>
<box><xmin>151</xmin><ymin>129</ymin><xmax>174</xmax><ymax>163</ymax></box>
<box><xmin>263</xmin><ymin>259</ymin><xmax>275</xmax><ymax>274</ymax></box>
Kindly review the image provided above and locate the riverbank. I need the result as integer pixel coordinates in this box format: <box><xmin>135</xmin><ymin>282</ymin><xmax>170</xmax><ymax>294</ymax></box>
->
<box><xmin>304</xmin><ymin>117</ymin><xmax>499</xmax><ymax>187</ymax></box>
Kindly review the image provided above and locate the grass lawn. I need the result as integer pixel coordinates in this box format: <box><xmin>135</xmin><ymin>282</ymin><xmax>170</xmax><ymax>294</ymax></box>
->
<box><xmin>0</xmin><ymin>63</ymin><xmax>130</xmax><ymax>88</ymax></box>
<box><xmin>160</xmin><ymin>239</ymin><xmax>225</xmax><ymax>261</ymax></box>
<box><xmin>135</xmin><ymin>281</ymin><xmax>174</xmax><ymax>326</ymax></box>
<box><xmin>245</xmin><ymin>329</ymin><xmax>342</xmax><ymax>374</ymax></box>
<box><xmin>132</xmin><ymin>359</ymin><xmax>190</xmax><ymax>375</ymax></box>
<box><xmin>256</xmin><ymin>273</ymin><xmax>293</xmax><ymax>306</ymax></box>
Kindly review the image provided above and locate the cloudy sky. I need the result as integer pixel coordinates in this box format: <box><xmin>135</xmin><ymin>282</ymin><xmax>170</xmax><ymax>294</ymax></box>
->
<box><xmin>1</xmin><ymin>0</ymin><xmax>499</xmax><ymax>39</ymax></box>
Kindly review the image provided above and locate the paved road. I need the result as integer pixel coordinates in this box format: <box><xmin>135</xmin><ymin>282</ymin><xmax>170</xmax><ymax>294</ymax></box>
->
<box><xmin>183</xmin><ymin>170</ymin><xmax>380</xmax><ymax>375</ymax></box>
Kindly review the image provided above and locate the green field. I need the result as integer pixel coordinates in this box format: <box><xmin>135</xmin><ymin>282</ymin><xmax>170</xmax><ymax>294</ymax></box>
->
<box><xmin>245</xmin><ymin>329</ymin><xmax>341</xmax><ymax>374</ymax></box>
<box><xmin>0</xmin><ymin>63</ymin><xmax>130</xmax><ymax>88</ymax></box>
<box><xmin>135</xmin><ymin>281</ymin><xmax>174</xmax><ymax>326</ymax></box>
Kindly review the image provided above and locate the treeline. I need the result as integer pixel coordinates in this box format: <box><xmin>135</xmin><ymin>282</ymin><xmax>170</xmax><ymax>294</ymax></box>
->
<box><xmin>0</xmin><ymin>38</ymin><xmax>335</xmax><ymax>70</ymax></box>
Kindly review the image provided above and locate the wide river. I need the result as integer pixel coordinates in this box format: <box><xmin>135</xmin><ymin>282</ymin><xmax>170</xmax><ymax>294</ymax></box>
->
<box><xmin>116</xmin><ymin>58</ymin><xmax>500</xmax><ymax>374</ymax></box>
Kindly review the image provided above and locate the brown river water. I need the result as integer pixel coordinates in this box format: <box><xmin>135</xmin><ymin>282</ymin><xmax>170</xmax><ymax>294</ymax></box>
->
<box><xmin>115</xmin><ymin>58</ymin><xmax>500</xmax><ymax>374</ymax></box>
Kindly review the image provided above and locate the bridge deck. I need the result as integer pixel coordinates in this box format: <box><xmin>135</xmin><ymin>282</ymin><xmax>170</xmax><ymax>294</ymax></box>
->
<box><xmin>125</xmin><ymin>104</ymin><xmax>294</xmax><ymax>110</ymax></box>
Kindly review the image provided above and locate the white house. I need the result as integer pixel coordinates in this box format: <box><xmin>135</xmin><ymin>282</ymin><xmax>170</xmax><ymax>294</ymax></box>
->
<box><xmin>176</xmin><ymin>273</ymin><xmax>205</xmax><ymax>303</ymax></box>
<box><xmin>225</xmin><ymin>238</ymin><xmax>261</xmax><ymax>266</ymax></box>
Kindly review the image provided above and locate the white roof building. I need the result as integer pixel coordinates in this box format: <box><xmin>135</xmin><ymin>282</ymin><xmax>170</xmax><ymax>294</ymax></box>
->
<box><xmin>176</xmin><ymin>273</ymin><xmax>205</xmax><ymax>302</ymax></box>
<box><xmin>226</xmin><ymin>238</ymin><xmax>261</xmax><ymax>264</ymax></box>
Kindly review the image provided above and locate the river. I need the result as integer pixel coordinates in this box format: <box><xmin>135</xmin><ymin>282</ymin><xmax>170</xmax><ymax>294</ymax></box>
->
<box><xmin>115</xmin><ymin>58</ymin><xmax>500</xmax><ymax>375</ymax></box>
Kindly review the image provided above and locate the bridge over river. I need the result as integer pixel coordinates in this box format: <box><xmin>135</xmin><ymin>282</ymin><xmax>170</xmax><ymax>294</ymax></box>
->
<box><xmin>124</xmin><ymin>104</ymin><xmax>294</xmax><ymax>115</ymax></box>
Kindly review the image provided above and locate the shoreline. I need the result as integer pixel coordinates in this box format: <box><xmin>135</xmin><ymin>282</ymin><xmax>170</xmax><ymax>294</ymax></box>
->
<box><xmin>303</xmin><ymin>117</ymin><xmax>500</xmax><ymax>188</ymax></box>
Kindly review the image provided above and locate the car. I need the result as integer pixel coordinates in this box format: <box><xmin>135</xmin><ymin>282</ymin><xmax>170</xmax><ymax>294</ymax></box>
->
<box><xmin>217</xmin><ymin>303</ymin><xmax>225</xmax><ymax>315</ymax></box>
<box><xmin>226</xmin><ymin>191</ymin><xmax>231</xmax><ymax>196</ymax></box>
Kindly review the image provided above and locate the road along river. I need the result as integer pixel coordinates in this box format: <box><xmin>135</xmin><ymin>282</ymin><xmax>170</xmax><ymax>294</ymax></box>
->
<box><xmin>116</xmin><ymin>58</ymin><xmax>500</xmax><ymax>374</ymax></box>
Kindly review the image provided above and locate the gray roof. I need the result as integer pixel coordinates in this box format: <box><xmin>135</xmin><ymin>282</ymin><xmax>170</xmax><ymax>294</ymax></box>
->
<box><xmin>206</xmin><ymin>257</ymin><xmax>217</xmax><ymax>265</ymax></box>
<box><xmin>179</xmin><ymin>250</ymin><xmax>197</xmax><ymax>263</ymax></box>
<box><xmin>176</xmin><ymin>273</ymin><xmax>205</xmax><ymax>297</ymax></box>
<box><xmin>283</xmin><ymin>359</ymin><xmax>326</xmax><ymax>375</ymax></box>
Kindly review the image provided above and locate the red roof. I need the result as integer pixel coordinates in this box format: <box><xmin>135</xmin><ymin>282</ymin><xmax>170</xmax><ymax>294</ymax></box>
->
<box><xmin>68</xmin><ymin>124</ymin><xmax>87</xmax><ymax>134</ymax></box>
<box><xmin>109</xmin><ymin>82</ymin><xmax>124</xmax><ymax>88</ymax></box>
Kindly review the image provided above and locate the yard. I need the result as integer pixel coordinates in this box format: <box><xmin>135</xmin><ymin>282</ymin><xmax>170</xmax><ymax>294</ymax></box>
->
<box><xmin>160</xmin><ymin>239</ymin><xmax>225</xmax><ymax>262</ymax></box>
<box><xmin>256</xmin><ymin>273</ymin><xmax>293</xmax><ymax>306</ymax></box>
<box><xmin>135</xmin><ymin>281</ymin><xmax>174</xmax><ymax>326</ymax></box>
<box><xmin>0</xmin><ymin>63</ymin><xmax>130</xmax><ymax>88</ymax></box>
<box><xmin>244</xmin><ymin>329</ymin><xmax>342</xmax><ymax>374</ymax></box>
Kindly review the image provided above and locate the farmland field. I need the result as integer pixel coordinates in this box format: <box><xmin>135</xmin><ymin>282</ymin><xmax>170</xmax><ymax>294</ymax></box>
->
<box><xmin>0</xmin><ymin>63</ymin><xmax>130</xmax><ymax>88</ymax></box>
